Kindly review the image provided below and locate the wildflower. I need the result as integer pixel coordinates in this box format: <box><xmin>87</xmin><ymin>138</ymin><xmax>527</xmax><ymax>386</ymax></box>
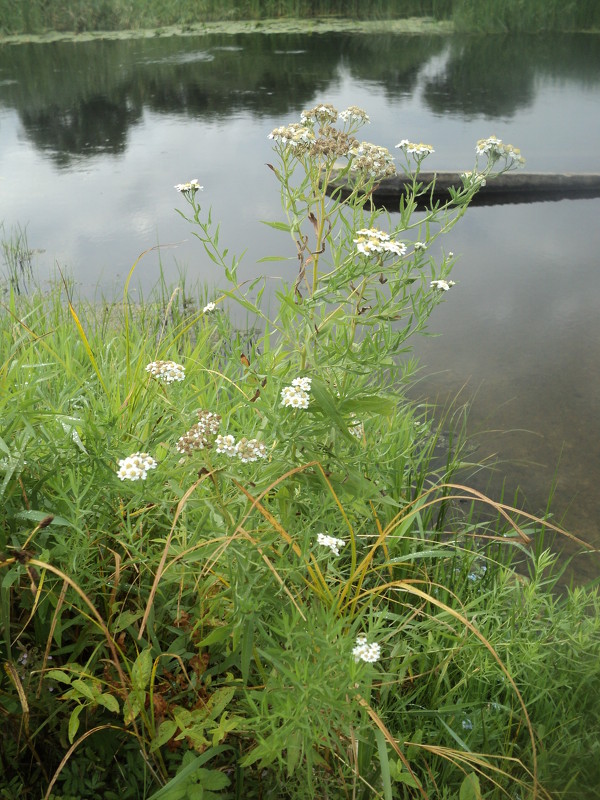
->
<box><xmin>414</xmin><ymin>241</ymin><xmax>427</xmax><ymax>251</ymax></box>
<box><xmin>396</xmin><ymin>140</ymin><xmax>435</xmax><ymax>156</ymax></box>
<box><xmin>176</xmin><ymin>410</ymin><xmax>222</xmax><ymax>455</ymax></box>
<box><xmin>145</xmin><ymin>360</ymin><xmax>185</xmax><ymax>383</ymax></box>
<box><xmin>353</xmin><ymin>228</ymin><xmax>407</xmax><ymax>258</ymax></box>
<box><xmin>349</xmin><ymin>141</ymin><xmax>396</xmax><ymax>179</ymax></box>
<box><xmin>339</xmin><ymin>105</ymin><xmax>370</xmax><ymax>125</ymax></box>
<box><xmin>117</xmin><ymin>452</ymin><xmax>157</xmax><ymax>481</ymax></box>
<box><xmin>268</xmin><ymin>123</ymin><xmax>315</xmax><ymax>152</ymax></box>
<box><xmin>348</xmin><ymin>416</ymin><xmax>364</xmax><ymax>439</ymax></box>
<box><xmin>316</xmin><ymin>533</ymin><xmax>346</xmax><ymax>556</ymax></box>
<box><xmin>215</xmin><ymin>434</ymin><xmax>236</xmax><ymax>456</ymax></box>
<box><xmin>430</xmin><ymin>279</ymin><xmax>456</xmax><ymax>291</ymax></box>
<box><xmin>476</xmin><ymin>136</ymin><xmax>525</xmax><ymax>167</ymax></box>
<box><xmin>300</xmin><ymin>103</ymin><xmax>338</xmax><ymax>125</ymax></box>
<box><xmin>174</xmin><ymin>179</ymin><xmax>203</xmax><ymax>193</ymax></box>
<box><xmin>203</xmin><ymin>302</ymin><xmax>216</xmax><ymax>313</ymax></box>
<box><xmin>352</xmin><ymin>635</ymin><xmax>381</xmax><ymax>664</ymax></box>
<box><xmin>235</xmin><ymin>437</ymin><xmax>267</xmax><ymax>463</ymax></box>
<box><xmin>462</xmin><ymin>170</ymin><xmax>487</xmax><ymax>188</ymax></box>
<box><xmin>281</xmin><ymin>378</ymin><xmax>311</xmax><ymax>409</ymax></box>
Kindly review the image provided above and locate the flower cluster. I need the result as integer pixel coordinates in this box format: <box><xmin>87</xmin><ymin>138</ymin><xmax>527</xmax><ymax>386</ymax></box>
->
<box><xmin>430</xmin><ymin>279</ymin><xmax>456</xmax><ymax>291</ymax></box>
<box><xmin>117</xmin><ymin>452</ymin><xmax>157</xmax><ymax>482</ymax></box>
<box><xmin>352</xmin><ymin>635</ymin><xmax>381</xmax><ymax>664</ymax></box>
<box><xmin>268</xmin><ymin>123</ymin><xmax>315</xmax><ymax>152</ymax></box>
<box><xmin>476</xmin><ymin>136</ymin><xmax>525</xmax><ymax>166</ymax></box>
<box><xmin>300</xmin><ymin>103</ymin><xmax>338</xmax><ymax>125</ymax></box>
<box><xmin>396</xmin><ymin>139</ymin><xmax>435</xmax><ymax>157</ymax></box>
<box><xmin>281</xmin><ymin>377</ymin><xmax>312</xmax><ymax>409</ymax></box>
<box><xmin>349</xmin><ymin>141</ymin><xmax>396</xmax><ymax>179</ymax></box>
<box><xmin>174</xmin><ymin>179</ymin><xmax>203</xmax><ymax>194</ymax></box>
<box><xmin>339</xmin><ymin>105</ymin><xmax>370</xmax><ymax>125</ymax></box>
<box><xmin>316</xmin><ymin>532</ymin><xmax>346</xmax><ymax>556</ymax></box>
<box><xmin>176</xmin><ymin>410</ymin><xmax>222</xmax><ymax>455</ymax></box>
<box><xmin>461</xmin><ymin>170</ymin><xmax>487</xmax><ymax>188</ymax></box>
<box><xmin>145</xmin><ymin>360</ymin><xmax>185</xmax><ymax>383</ymax></box>
<box><xmin>353</xmin><ymin>228</ymin><xmax>407</xmax><ymax>258</ymax></box>
<box><xmin>215</xmin><ymin>434</ymin><xmax>267</xmax><ymax>463</ymax></box>
<box><xmin>348</xmin><ymin>416</ymin><xmax>364</xmax><ymax>439</ymax></box>
<box><xmin>203</xmin><ymin>302</ymin><xmax>216</xmax><ymax>313</ymax></box>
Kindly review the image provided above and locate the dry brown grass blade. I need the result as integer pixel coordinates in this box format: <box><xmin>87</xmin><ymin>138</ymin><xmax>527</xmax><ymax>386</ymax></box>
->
<box><xmin>38</xmin><ymin>578</ymin><xmax>69</xmax><ymax>699</ymax></box>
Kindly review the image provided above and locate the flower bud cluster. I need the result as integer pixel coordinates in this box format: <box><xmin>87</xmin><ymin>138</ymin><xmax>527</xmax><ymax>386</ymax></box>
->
<box><xmin>348</xmin><ymin>416</ymin><xmax>364</xmax><ymax>439</ymax></box>
<box><xmin>300</xmin><ymin>103</ymin><xmax>338</xmax><ymax>125</ymax></box>
<box><xmin>476</xmin><ymin>136</ymin><xmax>525</xmax><ymax>166</ymax></box>
<box><xmin>117</xmin><ymin>452</ymin><xmax>157</xmax><ymax>481</ymax></box>
<box><xmin>176</xmin><ymin>410</ymin><xmax>222</xmax><ymax>455</ymax></box>
<box><xmin>353</xmin><ymin>228</ymin><xmax>407</xmax><ymax>258</ymax></box>
<box><xmin>146</xmin><ymin>360</ymin><xmax>186</xmax><ymax>383</ymax></box>
<box><xmin>281</xmin><ymin>377</ymin><xmax>312</xmax><ymax>410</ymax></box>
<box><xmin>316</xmin><ymin>532</ymin><xmax>346</xmax><ymax>556</ymax></box>
<box><xmin>174</xmin><ymin>179</ymin><xmax>203</xmax><ymax>194</ymax></box>
<box><xmin>349</xmin><ymin>141</ymin><xmax>396</xmax><ymax>179</ymax></box>
<box><xmin>268</xmin><ymin>123</ymin><xmax>315</xmax><ymax>153</ymax></box>
<box><xmin>396</xmin><ymin>139</ymin><xmax>435</xmax><ymax>157</ymax></box>
<box><xmin>352</xmin><ymin>635</ymin><xmax>381</xmax><ymax>664</ymax></box>
<box><xmin>339</xmin><ymin>105</ymin><xmax>370</xmax><ymax>125</ymax></box>
<box><xmin>215</xmin><ymin>434</ymin><xmax>266</xmax><ymax>462</ymax></box>
<box><xmin>430</xmin><ymin>279</ymin><xmax>456</xmax><ymax>291</ymax></box>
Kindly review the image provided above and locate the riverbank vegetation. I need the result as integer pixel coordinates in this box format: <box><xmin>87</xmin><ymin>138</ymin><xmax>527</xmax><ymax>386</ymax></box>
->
<box><xmin>0</xmin><ymin>0</ymin><xmax>599</xmax><ymax>37</ymax></box>
<box><xmin>2</xmin><ymin>103</ymin><xmax>600</xmax><ymax>799</ymax></box>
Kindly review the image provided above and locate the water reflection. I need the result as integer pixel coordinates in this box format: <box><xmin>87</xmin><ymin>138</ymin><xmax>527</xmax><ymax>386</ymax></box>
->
<box><xmin>0</xmin><ymin>30</ymin><xmax>599</xmax><ymax>574</ymax></box>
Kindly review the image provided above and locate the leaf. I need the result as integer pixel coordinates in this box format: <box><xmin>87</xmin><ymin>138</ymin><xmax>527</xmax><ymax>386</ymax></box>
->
<box><xmin>459</xmin><ymin>772</ymin><xmax>482</xmax><ymax>800</ymax></box>
<box><xmin>196</xmin><ymin>626</ymin><xmax>232</xmax><ymax>648</ymax></box>
<box><xmin>130</xmin><ymin>648</ymin><xmax>153</xmax><ymax>694</ymax></box>
<box><xmin>45</xmin><ymin>669</ymin><xmax>73</xmax><ymax>684</ymax></box>
<box><xmin>207</xmin><ymin>686</ymin><xmax>235</xmax><ymax>720</ymax></box>
<box><xmin>150</xmin><ymin>720</ymin><xmax>178</xmax><ymax>752</ymax></box>
<box><xmin>68</xmin><ymin>704</ymin><xmax>83</xmax><ymax>744</ymax></box>
<box><xmin>95</xmin><ymin>692</ymin><xmax>120</xmax><ymax>714</ymax></box>
<box><xmin>71</xmin><ymin>678</ymin><xmax>97</xmax><ymax>701</ymax></box>
<box><xmin>261</xmin><ymin>219</ymin><xmax>292</xmax><ymax>232</ymax></box>
<box><xmin>123</xmin><ymin>692</ymin><xmax>142</xmax><ymax>725</ymax></box>
<box><xmin>375</xmin><ymin>728</ymin><xmax>393</xmax><ymax>800</ymax></box>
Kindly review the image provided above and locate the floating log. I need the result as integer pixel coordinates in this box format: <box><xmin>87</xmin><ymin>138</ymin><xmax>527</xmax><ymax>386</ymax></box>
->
<box><xmin>327</xmin><ymin>171</ymin><xmax>600</xmax><ymax>208</ymax></box>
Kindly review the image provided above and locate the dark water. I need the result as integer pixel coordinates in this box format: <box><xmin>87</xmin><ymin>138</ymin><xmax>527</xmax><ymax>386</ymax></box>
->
<box><xmin>1</xmin><ymin>31</ymin><xmax>599</xmax><ymax>576</ymax></box>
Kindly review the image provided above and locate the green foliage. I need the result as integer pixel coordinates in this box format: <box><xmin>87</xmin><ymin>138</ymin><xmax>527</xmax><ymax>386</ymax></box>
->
<box><xmin>1</xmin><ymin>101</ymin><xmax>600</xmax><ymax>800</ymax></box>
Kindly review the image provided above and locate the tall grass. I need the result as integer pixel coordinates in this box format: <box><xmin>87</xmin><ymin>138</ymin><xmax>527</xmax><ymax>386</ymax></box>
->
<box><xmin>0</xmin><ymin>0</ymin><xmax>598</xmax><ymax>35</ymax></box>
<box><xmin>1</xmin><ymin>105</ymin><xmax>600</xmax><ymax>800</ymax></box>
<box><xmin>0</xmin><ymin>0</ymin><xmax>451</xmax><ymax>36</ymax></box>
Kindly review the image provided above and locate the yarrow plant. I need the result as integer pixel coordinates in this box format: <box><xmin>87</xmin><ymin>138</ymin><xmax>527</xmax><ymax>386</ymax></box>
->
<box><xmin>352</xmin><ymin>635</ymin><xmax>382</xmax><ymax>664</ymax></box>
<box><xmin>316</xmin><ymin>532</ymin><xmax>346</xmax><ymax>556</ymax></box>
<box><xmin>281</xmin><ymin>377</ymin><xmax>312</xmax><ymax>409</ymax></box>
<box><xmin>145</xmin><ymin>360</ymin><xmax>185</xmax><ymax>383</ymax></box>
<box><xmin>116</xmin><ymin>452</ymin><xmax>157</xmax><ymax>481</ymax></box>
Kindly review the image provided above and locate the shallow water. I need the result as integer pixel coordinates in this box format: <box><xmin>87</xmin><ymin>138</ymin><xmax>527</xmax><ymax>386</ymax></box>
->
<box><xmin>1</xmin><ymin>30</ymin><xmax>599</xmax><ymax>576</ymax></box>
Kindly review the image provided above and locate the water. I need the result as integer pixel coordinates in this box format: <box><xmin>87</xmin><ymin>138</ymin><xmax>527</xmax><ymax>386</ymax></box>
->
<box><xmin>1</xmin><ymin>30</ymin><xmax>599</xmax><ymax>576</ymax></box>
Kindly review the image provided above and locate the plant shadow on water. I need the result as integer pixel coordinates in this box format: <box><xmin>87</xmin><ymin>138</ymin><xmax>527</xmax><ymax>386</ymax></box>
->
<box><xmin>1</xmin><ymin>102</ymin><xmax>600</xmax><ymax>799</ymax></box>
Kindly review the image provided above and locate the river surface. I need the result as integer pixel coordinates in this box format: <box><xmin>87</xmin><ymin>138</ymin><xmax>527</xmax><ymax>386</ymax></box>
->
<box><xmin>0</xmin><ymin>30</ymin><xmax>599</xmax><ymax>578</ymax></box>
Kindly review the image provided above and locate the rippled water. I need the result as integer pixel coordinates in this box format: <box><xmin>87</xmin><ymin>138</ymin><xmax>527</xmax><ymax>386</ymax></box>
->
<box><xmin>1</xmin><ymin>30</ymin><xmax>599</xmax><ymax>576</ymax></box>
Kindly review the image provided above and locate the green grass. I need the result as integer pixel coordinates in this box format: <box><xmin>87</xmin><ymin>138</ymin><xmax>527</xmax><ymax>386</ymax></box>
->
<box><xmin>2</xmin><ymin>104</ymin><xmax>600</xmax><ymax>800</ymax></box>
<box><xmin>1</xmin><ymin>0</ymin><xmax>599</xmax><ymax>36</ymax></box>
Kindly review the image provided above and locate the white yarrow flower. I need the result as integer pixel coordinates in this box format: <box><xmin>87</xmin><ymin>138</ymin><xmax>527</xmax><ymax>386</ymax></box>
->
<box><xmin>316</xmin><ymin>533</ymin><xmax>346</xmax><ymax>556</ymax></box>
<box><xmin>352</xmin><ymin>635</ymin><xmax>382</xmax><ymax>664</ymax></box>
<box><xmin>353</xmin><ymin>228</ymin><xmax>407</xmax><ymax>258</ymax></box>
<box><xmin>175</xmin><ymin>179</ymin><xmax>203</xmax><ymax>193</ymax></box>
<box><xmin>145</xmin><ymin>360</ymin><xmax>185</xmax><ymax>383</ymax></box>
<box><xmin>117</xmin><ymin>452</ymin><xmax>157</xmax><ymax>481</ymax></box>
<box><xmin>281</xmin><ymin>378</ymin><xmax>312</xmax><ymax>410</ymax></box>
<box><xmin>430</xmin><ymin>279</ymin><xmax>456</xmax><ymax>291</ymax></box>
<box><xmin>203</xmin><ymin>302</ymin><xmax>216</xmax><ymax>313</ymax></box>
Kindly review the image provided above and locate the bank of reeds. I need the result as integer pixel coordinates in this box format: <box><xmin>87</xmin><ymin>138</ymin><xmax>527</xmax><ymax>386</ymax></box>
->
<box><xmin>1</xmin><ymin>0</ymin><xmax>598</xmax><ymax>36</ymax></box>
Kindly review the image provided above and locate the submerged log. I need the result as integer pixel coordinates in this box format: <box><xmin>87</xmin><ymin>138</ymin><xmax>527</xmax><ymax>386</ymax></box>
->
<box><xmin>327</xmin><ymin>171</ymin><xmax>600</xmax><ymax>208</ymax></box>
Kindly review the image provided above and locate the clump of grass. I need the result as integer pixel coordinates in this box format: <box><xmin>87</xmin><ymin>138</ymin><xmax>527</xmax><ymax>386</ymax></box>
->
<box><xmin>1</xmin><ymin>104</ymin><xmax>599</xmax><ymax>800</ymax></box>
